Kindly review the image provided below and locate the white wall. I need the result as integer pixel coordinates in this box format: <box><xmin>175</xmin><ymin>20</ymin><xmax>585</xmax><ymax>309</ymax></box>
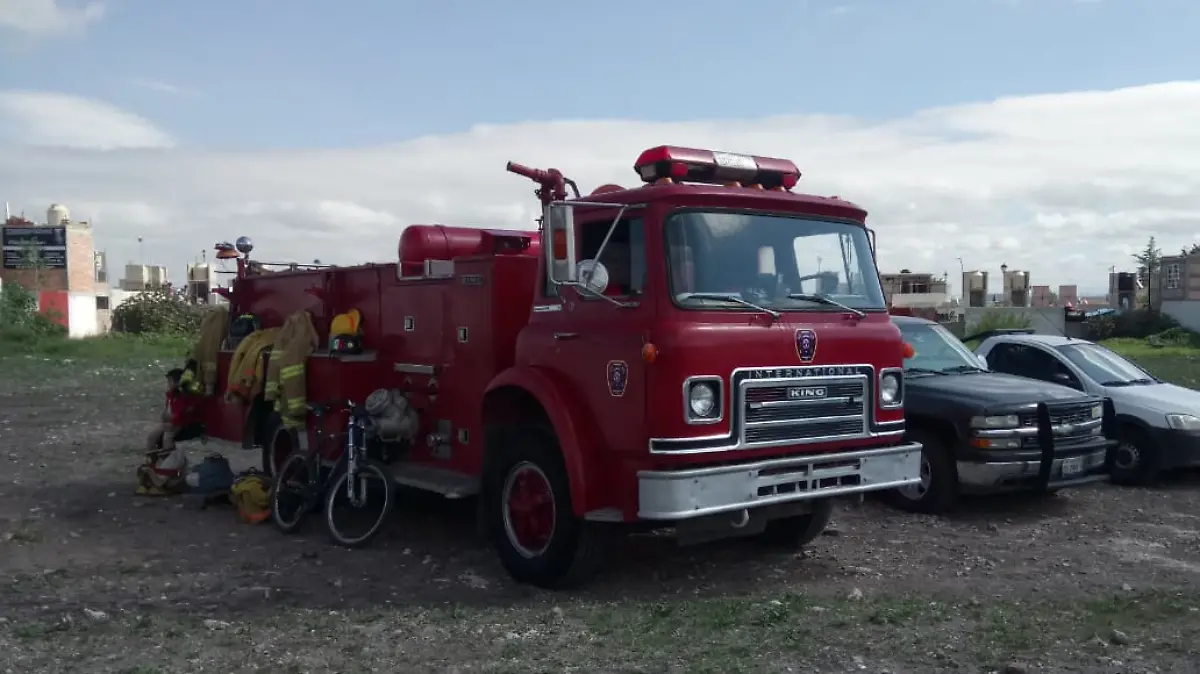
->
<box><xmin>67</xmin><ymin>292</ymin><xmax>100</xmax><ymax>338</ymax></box>
<box><xmin>1162</xmin><ymin>301</ymin><xmax>1200</xmax><ymax>332</ymax></box>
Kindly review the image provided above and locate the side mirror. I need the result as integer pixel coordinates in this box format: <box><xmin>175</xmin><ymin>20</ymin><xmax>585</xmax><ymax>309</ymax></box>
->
<box><xmin>577</xmin><ymin>259</ymin><xmax>609</xmax><ymax>294</ymax></box>
<box><xmin>545</xmin><ymin>202</ymin><xmax>577</xmax><ymax>284</ymax></box>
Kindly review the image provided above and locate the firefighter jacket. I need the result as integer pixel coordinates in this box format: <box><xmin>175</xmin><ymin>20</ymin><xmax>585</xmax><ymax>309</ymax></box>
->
<box><xmin>265</xmin><ymin>311</ymin><xmax>319</xmax><ymax>428</ymax></box>
<box><xmin>224</xmin><ymin>328</ymin><xmax>280</xmax><ymax>404</ymax></box>
<box><xmin>184</xmin><ymin>307</ymin><xmax>230</xmax><ymax>396</ymax></box>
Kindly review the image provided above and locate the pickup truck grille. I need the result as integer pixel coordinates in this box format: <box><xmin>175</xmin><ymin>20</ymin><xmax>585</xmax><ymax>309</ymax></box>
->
<box><xmin>743</xmin><ymin>380</ymin><xmax>868</xmax><ymax>445</ymax></box>
<box><xmin>1018</xmin><ymin>403</ymin><xmax>1100</xmax><ymax>448</ymax></box>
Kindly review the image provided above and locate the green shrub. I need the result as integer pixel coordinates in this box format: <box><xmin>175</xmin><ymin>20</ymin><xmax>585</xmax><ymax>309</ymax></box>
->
<box><xmin>111</xmin><ymin>287</ymin><xmax>206</xmax><ymax>336</ymax></box>
<box><xmin>0</xmin><ymin>281</ymin><xmax>67</xmax><ymax>340</ymax></box>
<box><xmin>969</xmin><ymin>311</ymin><xmax>1034</xmax><ymax>334</ymax></box>
<box><xmin>1085</xmin><ymin>309</ymin><xmax>1179</xmax><ymax>341</ymax></box>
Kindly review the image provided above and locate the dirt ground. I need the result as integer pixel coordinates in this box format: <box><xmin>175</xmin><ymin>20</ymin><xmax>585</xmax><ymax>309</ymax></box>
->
<box><xmin>2</xmin><ymin>352</ymin><xmax>1198</xmax><ymax>674</ymax></box>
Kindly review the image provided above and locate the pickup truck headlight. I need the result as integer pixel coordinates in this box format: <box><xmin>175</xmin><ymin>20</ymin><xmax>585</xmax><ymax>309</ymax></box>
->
<box><xmin>1091</xmin><ymin>404</ymin><xmax>1103</xmax><ymax>419</ymax></box>
<box><xmin>684</xmin><ymin>378</ymin><xmax>722</xmax><ymax>424</ymax></box>
<box><xmin>1165</xmin><ymin>414</ymin><xmax>1200</xmax><ymax>431</ymax></box>
<box><xmin>969</xmin><ymin>414</ymin><xmax>1020</xmax><ymax>429</ymax></box>
<box><xmin>879</xmin><ymin>370</ymin><xmax>903</xmax><ymax>407</ymax></box>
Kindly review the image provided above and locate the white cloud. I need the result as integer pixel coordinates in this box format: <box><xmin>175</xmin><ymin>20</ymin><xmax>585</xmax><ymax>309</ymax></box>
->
<box><xmin>0</xmin><ymin>0</ymin><xmax>104</xmax><ymax>37</ymax></box>
<box><xmin>3</xmin><ymin>81</ymin><xmax>1200</xmax><ymax>294</ymax></box>
<box><xmin>0</xmin><ymin>91</ymin><xmax>175</xmax><ymax>150</ymax></box>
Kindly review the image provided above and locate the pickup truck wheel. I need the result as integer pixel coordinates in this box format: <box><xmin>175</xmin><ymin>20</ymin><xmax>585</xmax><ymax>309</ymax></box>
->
<box><xmin>483</xmin><ymin>426</ymin><xmax>610</xmax><ymax>590</ymax></box>
<box><xmin>881</xmin><ymin>428</ymin><xmax>956</xmax><ymax>514</ymax></box>
<box><xmin>1111</xmin><ymin>425</ymin><xmax>1160</xmax><ymax>486</ymax></box>
<box><xmin>755</xmin><ymin>498</ymin><xmax>834</xmax><ymax>548</ymax></box>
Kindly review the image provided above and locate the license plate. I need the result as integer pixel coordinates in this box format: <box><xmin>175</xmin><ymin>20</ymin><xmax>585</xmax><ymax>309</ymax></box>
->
<box><xmin>1062</xmin><ymin>456</ymin><xmax>1084</xmax><ymax>476</ymax></box>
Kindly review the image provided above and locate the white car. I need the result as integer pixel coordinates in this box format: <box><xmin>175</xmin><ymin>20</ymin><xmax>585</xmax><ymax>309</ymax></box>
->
<box><xmin>974</xmin><ymin>330</ymin><xmax>1200</xmax><ymax>484</ymax></box>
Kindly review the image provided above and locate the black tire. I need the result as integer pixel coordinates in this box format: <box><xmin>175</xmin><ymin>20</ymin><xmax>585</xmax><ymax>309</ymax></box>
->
<box><xmin>271</xmin><ymin>452</ymin><xmax>317</xmax><ymax>534</ymax></box>
<box><xmin>755</xmin><ymin>498</ymin><xmax>834</xmax><ymax>548</ymax></box>
<box><xmin>881</xmin><ymin>427</ymin><xmax>957</xmax><ymax>514</ymax></box>
<box><xmin>323</xmin><ymin>460</ymin><xmax>394</xmax><ymax>548</ymax></box>
<box><xmin>482</xmin><ymin>425</ymin><xmax>611</xmax><ymax>590</ymax></box>
<box><xmin>1111</xmin><ymin>425</ymin><xmax>1161</xmax><ymax>486</ymax></box>
<box><xmin>261</xmin><ymin>413</ymin><xmax>297</xmax><ymax>478</ymax></box>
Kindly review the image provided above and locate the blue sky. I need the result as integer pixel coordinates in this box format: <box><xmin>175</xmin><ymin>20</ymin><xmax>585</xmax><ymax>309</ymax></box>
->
<box><xmin>4</xmin><ymin>0</ymin><xmax>1198</xmax><ymax>149</ymax></box>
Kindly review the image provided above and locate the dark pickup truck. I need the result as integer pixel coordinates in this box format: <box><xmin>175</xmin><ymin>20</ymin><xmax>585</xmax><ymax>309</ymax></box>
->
<box><xmin>883</xmin><ymin>315</ymin><xmax>1115</xmax><ymax>513</ymax></box>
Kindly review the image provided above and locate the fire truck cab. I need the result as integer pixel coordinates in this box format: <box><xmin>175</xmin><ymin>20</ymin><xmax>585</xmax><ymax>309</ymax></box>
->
<box><xmin>204</xmin><ymin>145</ymin><xmax>922</xmax><ymax>589</ymax></box>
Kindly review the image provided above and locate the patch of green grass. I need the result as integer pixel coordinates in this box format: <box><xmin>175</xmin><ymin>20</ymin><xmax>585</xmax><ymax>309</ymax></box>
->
<box><xmin>1101</xmin><ymin>338</ymin><xmax>1200</xmax><ymax>388</ymax></box>
<box><xmin>0</xmin><ymin>332</ymin><xmax>190</xmax><ymax>361</ymax></box>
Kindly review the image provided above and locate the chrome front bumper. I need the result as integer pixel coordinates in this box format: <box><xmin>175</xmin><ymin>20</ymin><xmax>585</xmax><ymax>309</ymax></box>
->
<box><xmin>957</xmin><ymin>448</ymin><xmax>1108</xmax><ymax>492</ymax></box>
<box><xmin>637</xmin><ymin>442</ymin><xmax>923</xmax><ymax>521</ymax></box>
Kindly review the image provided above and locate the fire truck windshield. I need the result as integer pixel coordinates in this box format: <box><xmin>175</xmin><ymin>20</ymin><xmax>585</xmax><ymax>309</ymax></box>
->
<box><xmin>666</xmin><ymin>211</ymin><xmax>886</xmax><ymax>312</ymax></box>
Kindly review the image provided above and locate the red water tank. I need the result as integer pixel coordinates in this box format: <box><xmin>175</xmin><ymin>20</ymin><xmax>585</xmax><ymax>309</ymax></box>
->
<box><xmin>397</xmin><ymin>225</ymin><xmax>541</xmax><ymax>275</ymax></box>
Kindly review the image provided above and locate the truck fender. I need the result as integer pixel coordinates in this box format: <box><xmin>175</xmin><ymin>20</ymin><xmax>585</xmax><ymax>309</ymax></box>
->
<box><xmin>482</xmin><ymin>366</ymin><xmax>601</xmax><ymax>516</ymax></box>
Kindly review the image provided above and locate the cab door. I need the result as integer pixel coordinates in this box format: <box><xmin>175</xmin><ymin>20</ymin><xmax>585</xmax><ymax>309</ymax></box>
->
<box><xmin>527</xmin><ymin>213</ymin><xmax>652</xmax><ymax>454</ymax></box>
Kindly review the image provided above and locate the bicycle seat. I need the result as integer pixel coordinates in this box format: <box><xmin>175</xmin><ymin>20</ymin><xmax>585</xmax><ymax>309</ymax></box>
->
<box><xmin>307</xmin><ymin>403</ymin><xmax>330</xmax><ymax>416</ymax></box>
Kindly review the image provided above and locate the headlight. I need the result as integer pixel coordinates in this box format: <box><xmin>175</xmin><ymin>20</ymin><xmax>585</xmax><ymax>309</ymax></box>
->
<box><xmin>1091</xmin><ymin>404</ymin><xmax>1103</xmax><ymax>419</ymax></box>
<box><xmin>1166</xmin><ymin>414</ymin><xmax>1200</xmax><ymax>431</ymax></box>
<box><xmin>879</xmin><ymin>372</ymin><xmax>902</xmax><ymax>406</ymax></box>
<box><xmin>685</xmin><ymin>379</ymin><xmax>722</xmax><ymax>423</ymax></box>
<box><xmin>969</xmin><ymin>414</ymin><xmax>1021</xmax><ymax>429</ymax></box>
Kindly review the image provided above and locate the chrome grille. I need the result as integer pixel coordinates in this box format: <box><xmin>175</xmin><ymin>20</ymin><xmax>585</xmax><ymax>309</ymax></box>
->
<box><xmin>742</xmin><ymin>379</ymin><xmax>868</xmax><ymax>446</ymax></box>
<box><xmin>1018</xmin><ymin>403</ymin><xmax>1099</xmax><ymax>447</ymax></box>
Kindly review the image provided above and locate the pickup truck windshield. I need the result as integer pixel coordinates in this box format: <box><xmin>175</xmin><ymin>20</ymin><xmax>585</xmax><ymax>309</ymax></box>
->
<box><xmin>897</xmin><ymin>321</ymin><xmax>984</xmax><ymax>374</ymax></box>
<box><xmin>666</xmin><ymin>211</ymin><xmax>886</xmax><ymax>311</ymax></box>
<box><xmin>1057</xmin><ymin>343</ymin><xmax>1158</xmax><ymax>385</ymax></box>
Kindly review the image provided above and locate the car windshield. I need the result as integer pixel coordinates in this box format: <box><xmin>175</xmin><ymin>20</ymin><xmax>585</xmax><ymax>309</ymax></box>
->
<box><xmin>1056</xmin><ymin>343</ymin><xmax>1157</xmax><ymax>385</ymax></box>
<box><xmin>665</xmin><ymin>211</ymin><xmax>886</xmax><ymax>311</ymax></box>
<box><xmin>896</xmin><ymin>321</ymin><xmax>985</xmax><ymax>374</ymax></box>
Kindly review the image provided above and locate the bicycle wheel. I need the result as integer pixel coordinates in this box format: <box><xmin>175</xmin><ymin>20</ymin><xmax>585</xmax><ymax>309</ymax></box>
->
<box><xmin>323</xmin><ymin>460</ymin><xmax>394</xmax><ymax>548</ymax></box>
<box><xmin>271</xmin><ymin>452</ymin><xmax>318</xmax><ymax>534</ymax></box>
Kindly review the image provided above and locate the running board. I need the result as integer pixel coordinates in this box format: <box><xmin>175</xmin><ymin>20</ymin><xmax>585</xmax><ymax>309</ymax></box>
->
<box><xmin>390</xmin><ymin>464</ymin><xmax>479</xmax><ymax>499</ymax></box>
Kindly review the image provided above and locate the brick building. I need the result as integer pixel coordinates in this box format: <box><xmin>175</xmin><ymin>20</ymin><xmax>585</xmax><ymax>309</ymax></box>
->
<box><xmin>1</xmin><ymin>204</ymin><xmax>107</xmax><ymax>337</ymax></box>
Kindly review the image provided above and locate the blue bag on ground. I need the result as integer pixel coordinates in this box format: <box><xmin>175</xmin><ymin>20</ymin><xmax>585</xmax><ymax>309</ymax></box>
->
<box><xmin>185</xmin><ymin>453</ymin><xmax>235</xmax><ymax>495</ymax></box>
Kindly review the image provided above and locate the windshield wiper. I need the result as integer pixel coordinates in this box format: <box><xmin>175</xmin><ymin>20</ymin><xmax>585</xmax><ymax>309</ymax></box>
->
<box><xmin>787</xmin><ymin>293</ymin><xmax>866</xmax><ymax>318</ymax></box>
<box><xmin>1102</xmin><ymin>378</ymin><xmax>1155</xmax><ymax>386</ymax></box>
<box><xmin>677</xmin><ymin>292</ymin><xmax>780</xmax><ymax>320</ymax></box>
<box><xmin>942</xmin><ymin>364</ymin><xmax>987</xmax><ymax>374</ymax></box>
<box><xmin>905</xmin><ymin>367</ymin><xmax>946</xmax><ymax>376</ymax></box>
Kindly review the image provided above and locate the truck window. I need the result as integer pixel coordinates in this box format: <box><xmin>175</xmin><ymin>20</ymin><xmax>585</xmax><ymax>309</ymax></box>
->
<box><xmin>578</xmin><ymin>218</ymin><xmax>645</xmax><ymax>296</ymax></box>
<box><xmin>666</xmin><ymin>211</ymin><xmax>885</xmax><ymax>311</ymax></box>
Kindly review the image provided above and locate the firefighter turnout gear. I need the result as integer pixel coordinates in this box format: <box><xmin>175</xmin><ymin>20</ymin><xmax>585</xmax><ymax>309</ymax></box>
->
<box><xmin>184</xmin><ymin>307</ymin><xmax>230</xmax><ymax>396</ymax></box>
<box><xmin>265</xmin><ymin>311</ymin><xmax>319</xmax><ymax>429</ymax></box>
<box><xmin>225</xmin><ymin>328</ymin><xmax>280</xmax><ymax>404</ymax></box>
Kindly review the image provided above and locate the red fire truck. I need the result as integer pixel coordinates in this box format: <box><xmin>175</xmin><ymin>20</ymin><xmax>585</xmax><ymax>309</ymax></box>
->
<box><xmin>202</xmin><ymin>145</ymin><xmax>923</xmax><ymax>589</ymax></box>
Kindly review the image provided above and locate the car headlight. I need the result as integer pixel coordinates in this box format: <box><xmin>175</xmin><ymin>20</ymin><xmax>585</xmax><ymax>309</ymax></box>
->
<box><xmin>879</xmin><ymin>372</ymin><xmax>902</xmax><ymax>406</ymax></box>
<box><xmin>1091</xmin><ymin>404</ymin><xmax>1103</xmax><ymax>419</ymax></box>
<box><xmin>1166</xmin><ymin>414</ymin><xmax>1200</xmax><ymax>431</ymax></box>
<box><xmin>685</xmin><ymin>379</ymin><xmax>721</xmax><ymax>423</ymax></box>
<box><xmin>969</xmin><ymin>414</ymin><xmax>1021</xmax><ymax>429</ymax></box>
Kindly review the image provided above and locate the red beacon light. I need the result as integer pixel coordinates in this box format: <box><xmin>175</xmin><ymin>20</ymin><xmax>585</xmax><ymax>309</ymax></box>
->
<box><xmin>633</xmin><ymin>145</ymin><xmax>801</xmax><ymax>191</ymax></box>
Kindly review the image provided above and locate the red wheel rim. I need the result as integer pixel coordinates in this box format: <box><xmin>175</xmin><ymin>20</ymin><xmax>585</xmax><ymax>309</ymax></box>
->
<box><xmin>502</xmin><ymin>462</ymin><xmax>556</xmax><ymax>558</ymax></box>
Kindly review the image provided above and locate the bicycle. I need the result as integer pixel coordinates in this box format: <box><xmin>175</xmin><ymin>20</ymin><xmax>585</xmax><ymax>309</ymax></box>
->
<box><xmin>269</xmin><ymin>400</ymin><xmax>395</xmax><ymax>548</ymax></box>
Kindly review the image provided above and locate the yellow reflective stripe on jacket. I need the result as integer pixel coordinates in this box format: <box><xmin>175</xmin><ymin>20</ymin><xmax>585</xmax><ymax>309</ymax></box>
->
<box><xmin>280</xmin><ymin>364</ymin><xmax>304</xmax><ymax>380</ymax></box>
<box><xmin>287</xmin><ymin>398</ymin><xmax>307</xmax><ymax>411</ymax></box>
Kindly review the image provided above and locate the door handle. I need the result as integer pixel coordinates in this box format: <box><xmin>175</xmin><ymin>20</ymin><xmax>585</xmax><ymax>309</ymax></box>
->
<box><xmin>553</xmin><ymin>332</ymin><xmax>579</xmax><ymax>341</ymax></box>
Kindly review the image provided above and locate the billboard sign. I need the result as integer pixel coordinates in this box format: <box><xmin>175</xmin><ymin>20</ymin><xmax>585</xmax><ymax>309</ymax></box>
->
<box><xmin>2</xmin><ymin>226</ymin><xmax>67</xmax><ymax>270</ymax></box>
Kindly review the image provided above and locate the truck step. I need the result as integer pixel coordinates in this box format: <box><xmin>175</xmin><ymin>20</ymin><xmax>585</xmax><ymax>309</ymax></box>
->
<box><xmin>390</xmin><ymin>464</ymin><xmax>479</xmax><ymax>499</ymax></box>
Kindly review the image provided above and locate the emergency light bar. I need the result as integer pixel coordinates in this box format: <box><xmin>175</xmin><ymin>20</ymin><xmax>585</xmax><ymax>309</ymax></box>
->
<box><xmin>633</xmin><ymin>145</ymin><xmax>801</xmax><ymax>190</ymax></box>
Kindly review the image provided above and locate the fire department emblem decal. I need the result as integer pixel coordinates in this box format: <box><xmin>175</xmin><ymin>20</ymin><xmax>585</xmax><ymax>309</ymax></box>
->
<box><xmin>795</xmin><ymin>329</ymin><xmax>818</xmax><ymax>363</ymax></box>
<box><xmin>607</xmin><ymin>360</ymin><xmax>629</xmax><ymax>397</ymax></box>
